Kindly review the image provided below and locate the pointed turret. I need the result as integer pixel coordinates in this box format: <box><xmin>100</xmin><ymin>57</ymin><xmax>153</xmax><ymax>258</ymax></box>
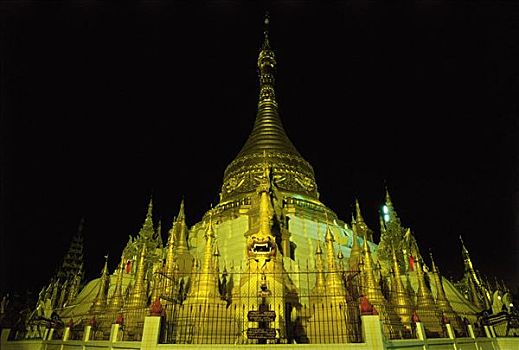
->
<box><xmin>390</xmin><ymin>246</ymin><xmax>413</xmax><ymax>327</ymax></box>
<box><xmin>323</xmin><ymin>225</ymin><xmax>344</xmax><ymax>299</ymax></box>
<box><xmin>310</xmin><ymin>242</ymin><xmax>327</xmax><ymax>307</ymax></box>
<box><xmin>163</xmin><ymin>215</ymin><xmax>178</xmax><ymax>300</ymax></box>
<box><xmin>348</xmin><ymin>227</ymin><xmax>362</xmax><ymax>271</ymax></box>
<box><xmin>57</xmin><ymin>218</ymin><xmax>85</xmax><ymax>281</ymax></box>
<box><xmin>125</xmin><ymin>242</ymin><xmax>148</xmax><ymax>309</ymax></box>
<box><xmin>383</xmin><ymin>187</ymin><xmax>401</xmax><ymax>226</ymax></box>
<box><xmin>429</xmin><ymin>253</ymin><xmax>450</xmax><ymax>307</ymax></box>
<box><xmin>185</xmin><ymin>213</ymin><xmax>222</xmax><ymax>303</ymax></box>
<box><xmin>361</xmin><ymin>234</ymin><xmax>385</xmax><ymax>306</ymax></box>
<box><xmin>91</xmin><ymin>256</ymin><xmax>110</xmax><ymax>313</ymax></box>
<box><xmin>139</xmin><ymin>198</ymin><xmax>154</xmax><ymax>240</ymax></box>
<box><xmin>354</xmin><ymin>199</ymin><xmax>374</xmax><ymax>242</ymax></box>
<box><xmin>414</xmin><ymin>255</ymin><xmax>443</xmax><ymax>333</ymax></box>
<box><xmin>109</xmin><ymin>258</ymin><xmax>125</xmax><ymax>312</ymax></box>
<box><xmin>175</xmin><ymin>199</ymin><xmax>189</xmax><ymax>253</ymax></box>
<box><xmin>429</xmin><ymin>252</ymin><xmax>465</xmax><ymax>334</ymax></box>
<box><xmin>222</xmin><ymin>13</ymin><xmax>317</xmax><ymax>201</ymax></box>
<box><xmin>460</xmin><ymin>236</ymin><xmax>481</xmax><ymax>286</ymax></box>
<box><xmin>66</xmin><ymin>264</ymin><xmax>83</xmax><ymax>305</ymax></box>
<box><xmin>460</xmin><ymin>236</ymin><xmax>484</xmax><ymax>309</ymax></box>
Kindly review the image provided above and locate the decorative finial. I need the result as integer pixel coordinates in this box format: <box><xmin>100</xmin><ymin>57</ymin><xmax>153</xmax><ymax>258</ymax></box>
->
<box><xmin>315</xmin><ymin>241</ymin><xmax>323</xmax><ymax>255</ymax></box>
<box><xmin>263</xmin><ymin>11</ymin><xmax>270</xmax><ymax>49</ymax></box>
<box><xmin>385</xmin><ymin>186</ymin><xmax>393</xmax><ymax>205</ymax></box>
<box><xmin>429</xmin><ymin>251</ymin><xmax>439</xmax><ymax>273</ymax></box>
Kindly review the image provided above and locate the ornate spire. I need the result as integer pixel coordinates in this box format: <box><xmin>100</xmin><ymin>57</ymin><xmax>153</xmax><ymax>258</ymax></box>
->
<box><xmin>175</xmin><ymin>198</ymin><xmax>189</xmax><ymax>253</ymax></box>
<box><xmin>66</xmin><ymin>264</ymin><xmax>83</xmax><ymax>305</ymax></box>
<box><xmin>414</xmin><ymin>255</ymin><xmax>443</xmax><ymax>333</ymax></box>
<box><xmin>185</xmin><ymin>212</ymin><xmax>222</xmax><ymax>303</ymax></box>
<box><xmin>311</xmin><ymin>242</ymin><xmax>326</xmax><ymax>302</ymax></box>
<box><xmin>139</xmin><ymin>197</ymin><xmax>154</xmax><ymax>240</ymax></box>
<box><xmin>348</xmin><ymin>227</ymin><xmax>362</xmax><ymax>271</ymax></box>
<box><xmin>429</xmin><ymin>252</ymin><xmax>465</xmax><ymax>333</ymax></box>
<box><xmin>126</xmin><ymin>243</ymin><xmax>148</xmax><ymax>309</ymax></box>
<box><xmin>385</xmin><ymin>187</ymin><xmax>393</xmax><ymax>207</ymax></box>
<box><xmin>57</xmin><ymin>218</ymin><xmax>85</xmax><ymax>281</ymax></box>
<box><xmin>91</xmin><ymin>256</ymin><xmax>110</xmax><ymax>313</ymax></box>
<box><xmin>221</xmin><ymin>13</ymin><xmax>317</xmax><ymax>201</ymax></box>
<box><xmin>354</xmin><ymin>198</ymin><xmax>373</xmax><ymax>242</ymax></box>
<box><xmin>324</xmin><ymin>225</ymin><xmax>346</xmax><ymax>300</ymax></box>
<box><xmin>163</xmin><ymin>215</ymin><xmax>178</xmax><ymax>300</ymax></box>
<box><xmin>460</xmin><ymin>235</ymin><xmax>480</xmax><ymax>284</ymax></box>
<box><xmin>390</xmin><ymin>245</ymin><xmax>413</xmax><ymax>326</ymax></box>
<box><xmin>355</xmin><ymin>198</ymin><xmax>365</xmax><ymax>224</ymax></box>
<box><xmin>361</xmin><ymin>234</ymin><xmax>385</xmax><ymax>305</ymax></box>
<box><xmin>109</xmin><ymin>257</ymin><xmax>125</xmax><ymax>312</ymax></box>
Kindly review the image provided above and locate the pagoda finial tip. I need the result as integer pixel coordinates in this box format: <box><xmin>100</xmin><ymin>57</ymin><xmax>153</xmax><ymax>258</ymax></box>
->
<box><xmin>262</xmin><ymin>11</ymin><xmax>270</xmax><ymax>50</ymax></box>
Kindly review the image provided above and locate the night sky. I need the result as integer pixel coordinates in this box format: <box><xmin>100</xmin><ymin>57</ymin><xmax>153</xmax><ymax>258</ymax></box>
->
<box><xmin>1</xmin><ymin>1</ymin><xmax>518</xmax><ymax>296</ymax></box>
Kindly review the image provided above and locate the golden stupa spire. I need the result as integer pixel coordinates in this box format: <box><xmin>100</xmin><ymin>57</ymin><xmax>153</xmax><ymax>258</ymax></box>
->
<box><xmin>175</xmin><ymin>198</ymin><xmax>189</xmax><ymax>253</ymax></box>
<box><xmin>238</xmin><ymin>12</ymin><xmax>298</xmax><ymax>157</ymax></box>
<box><xmin>355</xmin><ymin>198</ymin><xmax>365</xmax><ymax>225</ymax></box>
<box><xmin>109</xmin><ymin>257</ymin><xmax>125</xmax><ymax>312</ymax></box>
<box><xmin>390</xmin><ymin>245</ymin><xmax>413</xmax><ymax>326</ymax></box>
<box><xmin>126</xmin><ymin>242</ymin><xmax>148</xmax><ymax>308</ymax></box>
<box><xmin>310</xmin><ymin>242</ymin><xmax>326</xmax><ymax>304</ymax></box>
<box><xmin>361</xmin><ymin>234</ymin><xmax>385</xmax><ymax>305</ymax></box>
<box><xmin>163</xmin><ymin>215</ymin><xmax>178</xmax><ymax>300</ymax></box>
<box><xmin>354</xmin><ymin>198</ymin><xmax>373</xmax><ymax>242</ymax></box>
<box><xmin>429</xmin><ymin>252</ymin><xmax>465</xmax><ymax>333</ymax></box>
<box><xmin>414</xmin><ymin>255</ymin><xmax>443</xmax><ymax>332</ymax></box>
<box><xmin>460</xmin><ymin>235</ymin><xmax>480</xmax><ymax>285</ymax></box>
<box><xmin>221</xmin><ymin>13</ymin><xmax>316</xmax><ymax>201</ymax></box>
<box><xmin>139</xmin><ymin>197</ymin><xmax>154</xmax><ymax>240</ymax></box>
<box><xmin>385</xmin><ymin>187</ymin><xmax>392</xmax><ymax>205</ymax></box>
<box><xmin>90</xmin><ymin>255</ymin><xmax>110</xmax><ymax>313</ymax></box>
<box><xmin>348</xmin><ymin>225</ymin><xmax>362</xmax><ymax>271</ymax></box>
<box><xmin>430</xmin><ymin>252</ymin><xmax>447</xmax><ymax>300</ymax></box>
<box><xmin>185</xmin><ymin>212</ymin><xmax>221</xmax><ymax>302</ymax></box>
<box><xmin>324</xmin><ymin>224</ymin><xmax>346</xmax><ymax>299</ymax></box>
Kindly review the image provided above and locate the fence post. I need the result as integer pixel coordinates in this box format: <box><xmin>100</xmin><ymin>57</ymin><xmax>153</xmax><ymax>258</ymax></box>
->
<box><xmin>83</xmin><ymin>325</ymin><xmax>91</xmax><ymax>342</ymax></box>
<box><xmin>360</xmin><ymin>315</ymin><xmax>385</xmax><ymax>349</ymax></box>
<box><xmin>1</xmin><ymin>329</ymin><xmax>10</xmax><ymax>343</ymax></box>
<box><xmin>109</xmin><ymin>324</ymin><xmax>121</xmax><ymax>342</ymax></box>
<box><xmin>141</xmin><ymin>316</ymin><xmax>161</xmax><ymax>350</ymax></box>
<box><xmin>63</xmin><ymin>327</ymin><xmax>70</xmax><ymax>341</ymax></box>
<box><xmin>483</xmin><ymin>325</ymin><xmax>492</xmax><ymax>338</ymax></box>
<box><xmin>415</xmin><ymin>322</ymin><xmax>426</xmax><ymax>341</ymax></box>
<box><xmin>446</xmin><ymin>323</ymin><xmax>455</xmax><ymax>339</ymax></box>
<box><xmin>489</xmin><ymin>326</ymin><xmax>496</xmax><ymax>338</ymax></box>
<box><xmin>467</xmin><ymin>324</ymin><xmax>475</xmax><ymax>338</ymax></box>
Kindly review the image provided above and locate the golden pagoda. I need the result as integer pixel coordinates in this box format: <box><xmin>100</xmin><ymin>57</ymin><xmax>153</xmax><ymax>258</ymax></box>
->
<box><xmin>29</xmin><ymin>13</ymin><xmax>514</xmax><ymax>346</ymax></box>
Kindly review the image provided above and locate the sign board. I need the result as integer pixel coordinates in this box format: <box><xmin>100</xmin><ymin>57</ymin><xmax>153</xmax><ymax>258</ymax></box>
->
<box><xmin>247</xmin><ymin>310</ymin><xmax>276</xmax><ymax>322</ymax></box>
<box><xmin>246</xmin><ymin>327</ymin><xmax>277</xmax><ymax>339</ymax></box>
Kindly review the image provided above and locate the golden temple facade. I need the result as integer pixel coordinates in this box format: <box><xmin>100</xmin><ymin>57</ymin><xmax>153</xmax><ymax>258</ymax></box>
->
<box><xmin>8</xmin><ymin>14</ymin><xmax>517</xmax><ymax>346</ymax></box>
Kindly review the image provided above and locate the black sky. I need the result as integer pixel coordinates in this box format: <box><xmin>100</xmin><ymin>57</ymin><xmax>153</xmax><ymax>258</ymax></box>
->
<box><xmin>1</xmin><ymin>1</ymin><xmax>518</xmax><ymax>295</ymax></box>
